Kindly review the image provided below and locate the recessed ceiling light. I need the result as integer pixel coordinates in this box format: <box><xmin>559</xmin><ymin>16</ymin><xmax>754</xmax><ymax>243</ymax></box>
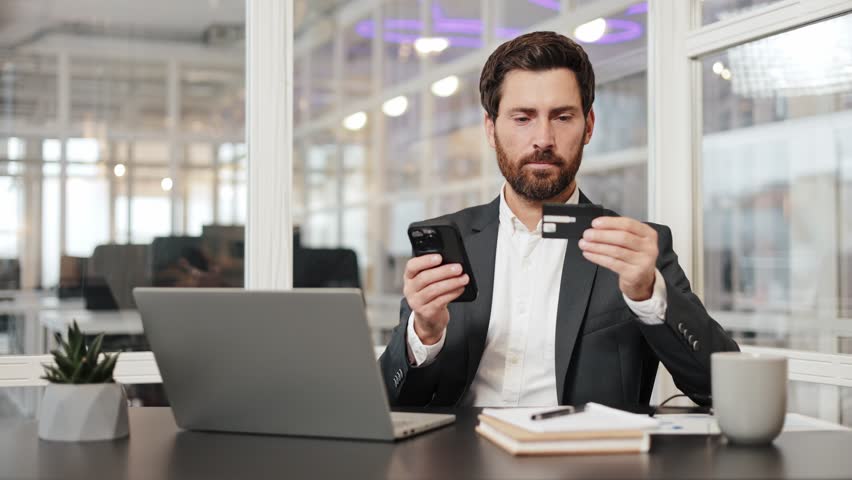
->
<box><xmin>343</xmin><ymin>111</ymin><xmax>368</xmax><ymax>131</ymax></box>
<box><xmin>382</xmin><ymin>96</ymin><xmax>409</xmax><ymax>117</ymax></box>
<box><xmin>161</xmin><ymin>177</ymin><xmax>173</xmax><ymax>191</ymax></box>
<box><xmin>431</xmin><ymin>76</ymin><xmax>460</xmax><ymax>97</ymax></box>
<box><xmin>712</xmin><ymin>62</ymin><xmax>724</xmax><ymax>74</ymax></box>
<box><xmin>721</xmin><ymin>69</ymin><xmax>732</xmax><ymax>80</ymax></box>
<box><xmin>113</xmin><ymin>164</ymin><xmax>126</xmax><ymax>177</ymax></box>
<box><xmin>414</xmin><ymin>37</ymin><xmax>449</xmax><ymax>55</ymax></box>
<box><xmin>574</xmin><ymin>18</ymin><xmax>607</xmax><ymax>43</ymax></box>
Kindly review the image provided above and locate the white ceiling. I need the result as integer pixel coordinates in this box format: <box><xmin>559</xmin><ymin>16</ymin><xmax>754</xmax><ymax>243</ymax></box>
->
<box><xmin>0</xmin><ymin>0</ymin><xmax>351</xmax><ymax>48</ymax></box>
<box><xmin>0</xmin><ymin>0</ymin><xmax>349</xmax><ymax>67</ymax></box>
<box><xmin>0</xmin><ymin>0</ymin><xmax>247</xmax><ymax>47</ymax></box>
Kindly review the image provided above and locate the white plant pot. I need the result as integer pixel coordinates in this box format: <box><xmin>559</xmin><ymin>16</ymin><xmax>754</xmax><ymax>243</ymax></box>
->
<box><xmin>38</xmin><ymin>383</ymin><xmax>129</xmax><ymax>442</ymax></box>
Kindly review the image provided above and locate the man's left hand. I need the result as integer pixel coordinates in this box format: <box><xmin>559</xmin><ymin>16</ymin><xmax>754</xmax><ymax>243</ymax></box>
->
<box><xmin>578</xmin><ymin>216</ymin><xmax>658</xmax><ymax>301</ymax></box>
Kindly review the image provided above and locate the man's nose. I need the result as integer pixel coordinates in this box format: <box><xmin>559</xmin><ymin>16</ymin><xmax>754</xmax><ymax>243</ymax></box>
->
<box><xmin>532</xmin><ymin>120</ymin><xmax>555</xmax><ymax>151</ymax></box>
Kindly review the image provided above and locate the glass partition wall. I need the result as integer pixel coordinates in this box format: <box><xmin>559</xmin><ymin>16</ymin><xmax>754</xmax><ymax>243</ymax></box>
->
<box><xmin>0</xmin><ymin>0</ymin><xmax>246</xmax><ymax>415</ymax></box>
<box><xmin>3</xmin><ymin>0</ymin><xmax>851</xmax><ymax>427</ymax></box>
<box><xmin>293</xmin><ymin>0</ymin><xmax>651</xmax><ymax>339</ymax></box>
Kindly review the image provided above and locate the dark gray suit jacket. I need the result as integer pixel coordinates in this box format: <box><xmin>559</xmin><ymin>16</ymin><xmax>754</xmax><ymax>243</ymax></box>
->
<box><xmin>379</xmin><ymin>192</ymin><xmax>739</xmax><ymax>407</ymax></box>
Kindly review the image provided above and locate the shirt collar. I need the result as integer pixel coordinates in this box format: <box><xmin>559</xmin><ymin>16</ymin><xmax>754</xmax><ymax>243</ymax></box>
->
<box><xmin>498</xmin><ymin>183</ymin><xmax>580</xmax><ymax>234</ymax></box>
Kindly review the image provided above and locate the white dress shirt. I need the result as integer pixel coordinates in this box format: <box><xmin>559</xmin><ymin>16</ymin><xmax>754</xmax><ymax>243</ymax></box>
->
<box><xmin>406</xmin><ymin>185</ymin><xmax>668</xmax><ymax>407</ymax></box>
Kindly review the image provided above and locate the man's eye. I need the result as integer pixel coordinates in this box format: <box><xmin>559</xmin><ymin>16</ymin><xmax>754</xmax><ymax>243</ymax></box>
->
<box><xmin>557</xmin><ymin>115</ymin><xmax>571</xmax><ymax>122</ymax></box>
<box><xmin>514</xmin><ymin>117</ymin><xmax>530</xmax><ymax>124</ymax></box>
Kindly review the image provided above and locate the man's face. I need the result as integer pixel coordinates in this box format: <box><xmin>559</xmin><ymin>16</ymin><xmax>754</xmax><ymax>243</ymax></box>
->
<box><xmin>485</xmin><ymin>68</ymin><xmax>595</xmax><ymax>202</ymax></box>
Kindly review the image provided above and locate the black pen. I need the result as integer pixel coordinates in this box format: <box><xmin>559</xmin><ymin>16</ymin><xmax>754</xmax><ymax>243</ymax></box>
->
<box><xmin>530</xmin><ymin>406</ymin><xmax>577</xmax><ymax>421</ymax></box>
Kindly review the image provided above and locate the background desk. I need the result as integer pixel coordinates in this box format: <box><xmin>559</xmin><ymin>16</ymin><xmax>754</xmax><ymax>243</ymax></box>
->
<box><xmin>1</xmin><ymin>407</ymin><xmax>851</xmax><ymax>480</ymax></box>
<box><xmin>0</xmin><ymin>292</ymin><xmax>84</xmax><ymax>355</ymax></box>
<box><xmin>38</xmin><ymin>307</ymin><xmax>143</xmax><ymax>360</ymax></box>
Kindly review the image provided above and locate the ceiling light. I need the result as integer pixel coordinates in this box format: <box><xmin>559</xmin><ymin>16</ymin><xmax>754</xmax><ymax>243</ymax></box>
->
<box><xmin>113</xmin><ymin>164</ymin><xmax>126</xmax><ymax>177</ymax></box>
<box><xmin>574</xmin><ymin>18</ymin><xmax>607</xmax><ymax>43</ymax></box>
<box><xmin>414</xmin><ymin>37</ymin><xmax>449</xmax><ymax>55</ymax></box>
<box><xmin>343</xmin><ymin>111</ymin><xmax>368</xmax><ymax>131</ymax></box>
<box><xmin>431</xmin><ymin>75</ymin><xmax>460</xmax><ymax>97</ymax></box>
<box><xmin>382</xmin><ymin>96</ymin><xmax>409</xmax><ymax>117</ymax></box>
<box><xmin>721</xmin><ymin>68</ymin><xmax>732</xmax><ymax>80</ymax></box>
<box><xmin>161</xmin><ymin>177</ymin><xmax>173</xmax><ymax>191</ymax></box>
<box><xmin>712</xmin><ymin>62</ymin><xmax>724</xmax><ymax>74</ymax></box>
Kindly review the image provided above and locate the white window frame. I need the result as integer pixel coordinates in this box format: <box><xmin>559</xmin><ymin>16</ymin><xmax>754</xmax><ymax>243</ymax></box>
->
<box><xmin>648</xmin><ymin>0</ymin><xmax>852</xmax><ymax>412</ymax></box>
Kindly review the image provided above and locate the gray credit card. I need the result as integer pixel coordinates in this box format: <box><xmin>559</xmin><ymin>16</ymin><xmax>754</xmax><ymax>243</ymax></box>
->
<box><xmin>542</xmin><ymin>203</ymin><xmax>605</xmax><ymax>239</ymax></box>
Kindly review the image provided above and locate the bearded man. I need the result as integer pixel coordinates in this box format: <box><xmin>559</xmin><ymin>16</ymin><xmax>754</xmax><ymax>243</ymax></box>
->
<box><xmin>379</xmin><ymin>31</ymin><xmax>739</xmax><ymax>408</ymax></box>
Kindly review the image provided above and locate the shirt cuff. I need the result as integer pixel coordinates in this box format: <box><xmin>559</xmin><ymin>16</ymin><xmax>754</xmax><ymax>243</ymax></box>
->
<box><xmin>623</xmin><ymin>268</ymin><xmax>667</xmax><ymax>325</ymax></box>
<box><xmin>405</xmin><ymin>311</ymin><xmax>447</xmax><ymax>367</ymax></box>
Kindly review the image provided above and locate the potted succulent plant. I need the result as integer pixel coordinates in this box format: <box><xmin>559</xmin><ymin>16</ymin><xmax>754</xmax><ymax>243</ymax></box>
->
<box><xmin>38</xmin><ymin>321</ymin><xmax>129</xmax><ymax>442</ymax></box>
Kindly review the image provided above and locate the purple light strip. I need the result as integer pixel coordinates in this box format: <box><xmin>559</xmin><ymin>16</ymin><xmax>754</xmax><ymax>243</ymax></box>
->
<box><xmin>354</xmin><ymin>1</ymin><xmax>644</xmax><ymax>48</ymax></box>
<box><xmin>592</xmin><ymin>19</ymin><xmax>643</xmax><ymax>45</ymax></box>
<box><xmin>431</xmin><ymin>4</ymin><xmax>484</xmax><ymax>34</ymax></box>
<box><xmin>526</xmin><ymin>0</ymin><xmax>561</xmax><ymax>10</ymax></box>
<box><xmin>495</xmin><ymin>27</ymin><xmax>524</xmax><ymax>39</ymax></box>
<box><xmin>625</xmin><ymin>2</ymin><xmax>648</xmax><ymax>16</ymax></box>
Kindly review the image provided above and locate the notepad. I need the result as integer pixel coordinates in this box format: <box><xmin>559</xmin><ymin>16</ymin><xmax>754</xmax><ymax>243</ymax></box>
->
<box><xmin>482</xmin><ymin>403</ymin><xmax>659</xmax><ymax>432</ymax></box>
<box><xmin>476</xmin><ymin>403</ymin><xmax>658</xmax><ymax>456</ymax></box>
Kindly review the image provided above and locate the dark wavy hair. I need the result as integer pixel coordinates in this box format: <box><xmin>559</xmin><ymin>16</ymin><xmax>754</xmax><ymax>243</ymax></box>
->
<box><xmin>479</xmin><ymin>31</ymin><xmax>596</xmax><ymax>120</ymax></box>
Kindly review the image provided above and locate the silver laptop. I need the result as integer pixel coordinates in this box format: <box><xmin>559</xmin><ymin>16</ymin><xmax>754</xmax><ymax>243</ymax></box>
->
<box><xmin>133</xmin><ymin>288</ymin><xmax>454</xmax><ymax>441</ymax></box>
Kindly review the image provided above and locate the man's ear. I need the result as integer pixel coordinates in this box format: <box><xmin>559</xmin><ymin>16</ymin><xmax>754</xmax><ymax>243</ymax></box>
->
<box><xmin>583</xmin><ymin>107</ymin><xmax>596</xmax><ymax>145</ymax></box>
<box><xmin>484</xmin><ymin>112</ymin><xmax>497</xmax><ymax>149</ymax></box>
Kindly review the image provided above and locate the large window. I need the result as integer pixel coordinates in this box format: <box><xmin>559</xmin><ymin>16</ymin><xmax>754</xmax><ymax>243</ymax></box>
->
<box><xmin>0</xmin><ymin>0</ymin><xmax>245</xmax><ymax>414</ymax></box>
<box><xmin>677</xmin><ymin>2</ymin><xmax>852</xmax><ymax>426</ymax></box>
<box><xmin>700</xmin><ymin>13</ymin><xmax>852</xmax><ymax>354</ymax></box>
<box><xmin>293</xmin><ymin>0</ymin><xmax>651</xmax><ymax>339</ymax></box>
<box><xmin>580</xmin><ymin>72</ymin><xmax>648</xmax><ymax>220</ymax></box>
<box><xmin>701</xmin><ymin>0</ymin><xmax>786</xmax><ymax>25</ymax></box>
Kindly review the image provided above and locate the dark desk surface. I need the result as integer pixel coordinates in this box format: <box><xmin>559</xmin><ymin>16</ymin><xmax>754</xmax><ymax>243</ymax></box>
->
<box><xmin>2</xmin><ymin>407</ymin><xmax>852</xmax><ymax>480</ymax></box>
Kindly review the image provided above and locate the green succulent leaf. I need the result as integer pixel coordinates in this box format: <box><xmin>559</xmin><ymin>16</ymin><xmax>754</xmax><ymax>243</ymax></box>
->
<box><xmin>68</xmin><ymin>361</ymin><xmax>84</xmax><ymax>383</ymax></box>
<box><xmin>50</xmin><ymin>349</ymin><xmax>76</xmax><ymax>377</ymax></box>
<box><xmin>60</xmin><ymin>334</ymin><xmax>74</xmax><ymax>360</ymax></box>
<box><xmin>85</xmin><ymin>352</ymin><xmax>111</xmax><ymax>383</ymax></box>
<box><xmin>88</xmin><ymin>334</ymin><xmax>104</xmax><ymax>363</ymax></box>
<box><xmin>97</xmin><ymin>353</ymin><xmax>119</xmax><ymax>383</ymax></box>
<box><xmin>42</xmin><ymin>320</ymin><xmax>119</xmax><ymax>384</ymax></box>
<box><xmin>43</xmin><ymin>364</ymin><xmax>71</xmax><ymax>383</ymax></box>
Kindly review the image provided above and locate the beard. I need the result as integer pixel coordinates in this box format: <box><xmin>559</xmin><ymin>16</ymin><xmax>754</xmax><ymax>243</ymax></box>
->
<box><xmin>495</xmin><ymin>132</ymin><xmax>583</xmax><ymax>202</ymax></box>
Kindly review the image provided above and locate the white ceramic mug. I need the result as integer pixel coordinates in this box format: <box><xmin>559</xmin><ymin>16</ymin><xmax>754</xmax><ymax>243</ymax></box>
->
<box><xmin>711</xmin><ymin>352</ymin><xmax>787</xmax><ymax>445</ymax></box>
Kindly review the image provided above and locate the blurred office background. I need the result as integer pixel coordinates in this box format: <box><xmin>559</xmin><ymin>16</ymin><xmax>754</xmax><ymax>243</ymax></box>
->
<box><xmin>1</xmin><ymin>0</ymin><xmax>852</xmax><ymax>425</ymax></box>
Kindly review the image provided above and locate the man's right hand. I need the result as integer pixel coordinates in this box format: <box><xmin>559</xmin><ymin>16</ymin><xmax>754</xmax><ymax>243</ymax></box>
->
<box><xmin>403</xmin><ymin>254</ymin><xmax>470</xmax><ymax>345</ymax></box>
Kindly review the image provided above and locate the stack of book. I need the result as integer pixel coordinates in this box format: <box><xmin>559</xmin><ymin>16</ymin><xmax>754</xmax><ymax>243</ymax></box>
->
<box><xmin>476</xmin><ymin>403</ymin><xmax>659</xmax><ymax>456</ymax></box>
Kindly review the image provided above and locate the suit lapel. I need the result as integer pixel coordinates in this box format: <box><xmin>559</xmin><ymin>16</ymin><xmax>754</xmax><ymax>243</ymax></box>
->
<box><xmin>554</xmin><ymin>190</ymin><xmax>599</xmax><ymax>404</ymax></box>
<box><xmin>462</xmin><ymin>199</ymin><xmax>500</xmax><ymax>389</ymax></box>
<box><xmin>455</xmin><ymin>190</ymin><xmax>599</xmax><ymax>403</ymax></box>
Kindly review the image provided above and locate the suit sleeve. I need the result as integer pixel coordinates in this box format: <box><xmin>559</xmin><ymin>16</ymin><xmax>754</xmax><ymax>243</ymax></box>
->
<box><xmin>378</xmin><ymin>298</ymin><xmax>444</xmax><ymax>406</ymax></box>
<box><xmin>635</xmin><ymin>224</ymin><xmax>740</xmax><ymax>406</ymax></box>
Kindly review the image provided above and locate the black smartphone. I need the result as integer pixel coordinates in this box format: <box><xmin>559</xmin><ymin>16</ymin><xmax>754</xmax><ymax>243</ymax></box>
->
<box><xmin>407</xmin><ymin>221</ymin><xmax>478</xmax><ymax>302</ymax></box>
